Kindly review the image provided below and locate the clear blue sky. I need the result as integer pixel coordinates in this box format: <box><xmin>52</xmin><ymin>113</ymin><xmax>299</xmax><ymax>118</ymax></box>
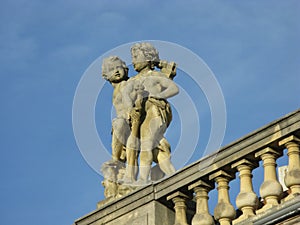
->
<box><xmin>0</xmin><ymin>1</ymin><xmax>299</xmax><ymax>225</ymax></box>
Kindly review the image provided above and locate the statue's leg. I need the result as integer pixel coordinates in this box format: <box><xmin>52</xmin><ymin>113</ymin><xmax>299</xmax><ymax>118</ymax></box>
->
<box><xmin>121</xmin><ymin>115</ymin><xmax>140</xmax><ymax>184</ymax></box>
<box><xmin>139</xmin><ymin>113</ymin><xmax>165</xmax><ymax>183</ymax></box>
<box><xmin>139</xmin><ymin>150</ymin><xmax>153</xmax><ymax>183</ymax></box>
<box><xmin>111</xmin><ymin>133</ymin><xmax>124</xmax><ymax>162</ymax></box>
<box><xmin>112</xmin><ymin>118</ymin><xmax>130</xmax><ymax>162</ymax></box>
<box><xmin>157</xmin><ymin>137</ymin><xmax>176</xmax><ymax>176</ymax></box>
<box><xmin>121</xmin><ymin>133</ymin><xmax>139</xmax><ymax>183</ymax></box>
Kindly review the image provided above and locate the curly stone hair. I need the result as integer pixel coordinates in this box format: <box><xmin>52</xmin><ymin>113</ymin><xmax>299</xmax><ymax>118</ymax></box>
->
<box><xmin>102</xmin><ymin>56</ymin><xmax>128</xmax><ymax>81</ymax></box>
<box><xmin>131</xmin><ymin>42</ymin><xmax>160</xmax><ymax>64</ymax></box>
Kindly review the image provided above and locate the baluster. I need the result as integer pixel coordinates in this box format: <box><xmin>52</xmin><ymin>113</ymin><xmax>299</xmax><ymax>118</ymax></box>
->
<box><xmin>255</xmin><ymin>147</ymin><xmax>283</xmax><ymax>213</ymax></box>
<box><xmin>279</xmin><ymin>135</ymin><xmax>300</xmax><ymax>201</ymax></box>
<box><xmin>188</xmin><ymin>180</ymin><xmax>215</xmax><ymax>225</ymax></box>
<box><xmin>209</xmin><ymin>170</ymin><xmax>236</xmax><ymax>225</ymax></box>
<box><xmin>167</xmin><ymin>191</ymin><xmax>189</xmax><ymax>225</ymax></box>
<box><xmin>232</xmin><ymin>159</ymin><xmax>258</xmax><ymax>224</ymax></box>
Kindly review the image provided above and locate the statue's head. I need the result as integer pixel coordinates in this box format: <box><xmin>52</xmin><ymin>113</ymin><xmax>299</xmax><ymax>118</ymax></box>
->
<box><xmin>131</xmin><ymin>42</ymin><xmax>160</xmax><ymax>72</ymax></box>
<box><xmin>102</xmin><ymin>56</ymin><xmax>128</xmax><ymax>83</ymax></box>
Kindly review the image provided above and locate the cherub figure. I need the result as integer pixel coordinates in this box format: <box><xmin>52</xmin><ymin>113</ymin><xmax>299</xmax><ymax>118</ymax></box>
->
<box><xmin>101</xmin><ymin>56</ymin><xmax>133</xmax><ymax>197</ymax></box>
<box><xmin>121</xmin><ymin>42</ymin><xmax>178</xmax><ymax>184</ymax></box>
<box><xmin>102</xmin><ymin>56</ymin><xmax>131</xmax><ymax>163</ymax></box>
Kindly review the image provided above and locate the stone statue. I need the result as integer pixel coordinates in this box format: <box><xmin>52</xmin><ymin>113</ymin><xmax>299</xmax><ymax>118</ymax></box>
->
<box><xmin>102</xmin><ymin>56</ymin><xmax>130</xmax><ymax>163</ymax></box>
<box><xmin>120</xmin><ymin>43</ymin><xmax>179</xmax><ymax>184</ymax></box>
<box><xmin>100</xmin><ymin>43</ymin><xmax>179</xmax><ymax>199</ymax></box>
<box><xmin>101</xmin><ymin>56</ymin><xmax>131</xmax><ymax>199</ymax></box>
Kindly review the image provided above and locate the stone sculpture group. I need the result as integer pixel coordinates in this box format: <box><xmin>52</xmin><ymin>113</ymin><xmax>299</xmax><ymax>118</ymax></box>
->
<box><xmin>101</xmin><ymin>42</ymin><xmax>179</xmax><ymax>200</ymax></box>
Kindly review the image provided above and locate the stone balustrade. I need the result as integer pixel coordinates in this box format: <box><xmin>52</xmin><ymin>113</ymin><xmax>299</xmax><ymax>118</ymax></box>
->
<box><xmin>159</xmin><ymin>110</ymin><xmax>300</xmax><ymax>225</ymax></box>
<box><xmin>74</xmin><ymin>109</ymin><xmax>300</xmax><ymax>225</ymax></box>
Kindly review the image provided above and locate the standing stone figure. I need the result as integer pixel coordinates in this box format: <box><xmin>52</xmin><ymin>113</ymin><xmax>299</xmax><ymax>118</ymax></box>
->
<box><xmin>121</xmin><ymin>42</ymin><xmax>178</xmax><ymax>185</ymax></box>
<box><xmin>100</xmin><ymin>43</ymin><xmax>179</xmax><ymax>201</ymax></box>
<box><xmin>101</xmin><ymin>56</ymin><xmax>132</xmax><ymax>199</ymax></box>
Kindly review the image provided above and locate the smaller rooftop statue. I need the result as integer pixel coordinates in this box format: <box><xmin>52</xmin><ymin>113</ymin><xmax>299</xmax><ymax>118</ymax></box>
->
<box><xmin>101</xmin><ymin>43</ymin><xmax>179</xmax><ymax>201</ymax></box>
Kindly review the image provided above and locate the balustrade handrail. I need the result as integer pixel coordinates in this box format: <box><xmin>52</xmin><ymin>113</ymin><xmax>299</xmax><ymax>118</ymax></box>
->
<box><xmin>154</xmin><ymin>109</ymin><xmax>300</xmax><ymax>199</ymax></box>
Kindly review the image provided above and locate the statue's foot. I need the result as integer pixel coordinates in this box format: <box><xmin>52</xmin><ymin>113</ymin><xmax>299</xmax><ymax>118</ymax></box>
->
<box><xmin>103</xmin><ymin>159</ymin><xmax>118</xmax><ymax>167</ymax></box>
<box><xmin>132</xmin><ymin>179</ymin><xmax>152</xmax><ymax>187</ymax></box>
<box><xmin>118</xmin><ymin>177</ymin><xmax>135</xmax><ymax>185</ymax></box>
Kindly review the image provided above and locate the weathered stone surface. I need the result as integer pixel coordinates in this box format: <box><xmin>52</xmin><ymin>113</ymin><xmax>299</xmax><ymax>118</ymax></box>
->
<box><xmin>214</xmin><ymin>202</ymin><xmax>236</xmax><ymax>220</ymax></box>
<box><xmin>191</xmin><ymin>213</ymin><xmax>215</xmax><ymax>225</ymax></box>
<box><xmin>155</xmin><ymin>110</ymin><xmax>300</xmax><ymax>199</ymax></box>
<box><xmin>101</xmin><ymin>43</ymin><xmax>179</xmax><ymax>197</ymax></box>
<box><xmin>188</xmin><ymin>180</ymin><xmax>215</xmax><ymax>225</ymax></box>
<box><xmin>279</xmin><ymin>136</ymin><xmax>300</xmax><ymax>201</ymax></box>
<box><xmin>285</xmin><ymin>168</ymin><xmax>300</xmax><ymax>186</ymax></box>
<box><xmin>260</xmin><ymin>180</ymin><xmax>283</xmax><ymax>198</ymax></box>
<box><xmin>74</xmin><ymin>109</ymin><xmax>300</xmax><ymax>225</ymax></box>
<box><xmin>236</xmin><ymin>192</ymin><xmax>258</xmax><ymax>209</ymax></box>
<box><xmin>76</xmin><ymin>200</ymin><xmax>174</xmax><ymax>225</ymax></box>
